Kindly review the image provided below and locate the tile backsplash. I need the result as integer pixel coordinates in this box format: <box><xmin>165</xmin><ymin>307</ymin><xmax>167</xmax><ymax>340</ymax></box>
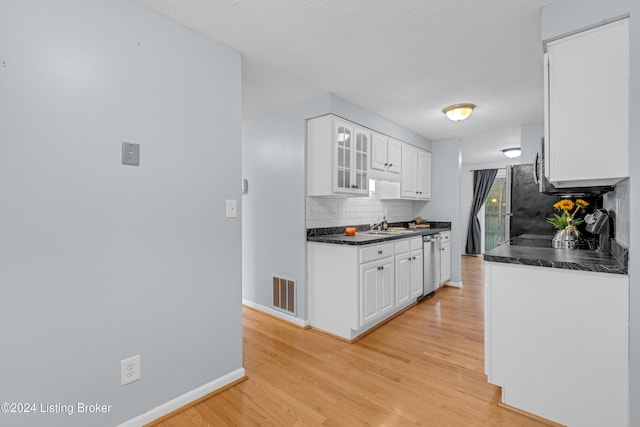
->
<box><xmin>306</xmin><ymin>197</ymin><xmax>413</xmax><ymax>229</ymax></box>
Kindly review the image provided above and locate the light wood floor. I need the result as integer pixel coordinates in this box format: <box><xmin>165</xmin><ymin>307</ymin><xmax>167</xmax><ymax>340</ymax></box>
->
<box><xmin>155</xmin><ymin>255</ymin><xmax>557</xmax><ymax>426</ymax></box>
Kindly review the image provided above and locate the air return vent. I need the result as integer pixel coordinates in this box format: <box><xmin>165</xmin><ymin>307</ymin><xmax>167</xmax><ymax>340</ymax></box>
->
<box><xmin>273</xmin><ymin>275</ymin><xmax>296</xmax><ymax>315</ymax></box>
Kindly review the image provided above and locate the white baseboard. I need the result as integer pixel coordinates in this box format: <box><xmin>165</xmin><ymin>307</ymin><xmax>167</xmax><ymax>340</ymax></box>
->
<box><xmin>242</xmin><ymin>299</ymin><xmax>309</xmax><ymax>328</ymax></box>
<box><xmin>445</xmin><ymin>281</ymin><xmax>463</xmax><ymax>288</ymax></box>
<box><xmin>117</xmin><ymin>367</ymin><xmax>245</xmax><ymax>427</ymax></box>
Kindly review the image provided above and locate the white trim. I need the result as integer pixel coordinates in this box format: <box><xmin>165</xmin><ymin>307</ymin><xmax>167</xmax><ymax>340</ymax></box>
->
<box><xmin>445</xmin><ymin>281</ymin><xmax>463</xmax><ymax>288</ymax></box>
<box><xmin>242</xmin><ymin>299</ymin><xmax>309</xmax><ymax>328</ymax></box>
<box><xmin>117</xmin><ymin>367</ymin><xmax>245</xmax><ymax>427</ymax></box>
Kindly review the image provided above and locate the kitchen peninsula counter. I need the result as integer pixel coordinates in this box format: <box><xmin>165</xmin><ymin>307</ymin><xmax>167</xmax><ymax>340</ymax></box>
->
<box><xmin>484</xmin><ymin>237</ymin><xmax>630</xmax><ymax>425</ymax></box>
<box><xmin>484</xmin><ymin>241</ymin><xmax>628</xmax><ymax>275</ymax></box>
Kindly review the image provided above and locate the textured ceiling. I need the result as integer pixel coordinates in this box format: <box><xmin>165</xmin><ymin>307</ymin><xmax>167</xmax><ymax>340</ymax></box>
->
<box><xmin>134</xmin><ymin>0</ymin><xmax>554</xmax><ymax>164</ymax></box>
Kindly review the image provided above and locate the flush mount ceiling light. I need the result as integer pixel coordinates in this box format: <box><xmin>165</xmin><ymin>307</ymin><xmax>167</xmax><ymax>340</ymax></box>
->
<box><xmin>501</xmin><ymin>147</ymin><xmax>522</xmax><ymax>158</ymax></box>
<box><xmin>443</xmin><ymin>103</ymin><xmax>476</xmax><ymax>121</ymax></box>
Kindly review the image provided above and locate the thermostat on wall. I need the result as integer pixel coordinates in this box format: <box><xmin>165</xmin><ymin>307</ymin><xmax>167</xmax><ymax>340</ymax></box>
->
<box><xmin>122</xmin><ymin>142</ymin><xmax>140</xmax><ymax>166</ymax></box>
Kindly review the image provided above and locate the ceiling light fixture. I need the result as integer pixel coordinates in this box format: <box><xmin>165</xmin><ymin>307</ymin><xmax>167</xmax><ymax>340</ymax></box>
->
<box><xmin>443</xmin><ymin>103</ymin><xmax>476</xmax><ymax>121</ymax></box>
<box><xmin>501</xmin><ymin>147</ymin><xmax>522</xmax><ymax>158</ymax></box>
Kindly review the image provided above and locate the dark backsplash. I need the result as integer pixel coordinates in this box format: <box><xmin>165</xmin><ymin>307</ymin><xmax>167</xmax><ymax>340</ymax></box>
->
<box><xmin>510</xmin><ymin>164</ymin><xmax>603</xmax><ymax>238</ymax></box>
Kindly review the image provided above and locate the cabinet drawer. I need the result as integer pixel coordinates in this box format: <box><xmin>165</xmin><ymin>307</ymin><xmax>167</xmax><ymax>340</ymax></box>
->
<box><xmin>440</xmin><ymin>231</ymin><xmax>451</xmax><ymax>243</ymax></box>
<box><xmin>360</xmin><ymin>243</ymin><xmax>394</xmax><ymax>264</ymax></box>
<box><xmin>410</xmin><ymin>237</ymin><xmax>422</xmax><ymax>250</ymax></box>
<box><xmin>395</xmin><ymin>240</ymin><xmax>410</xmax><ymax>254</ymax></box>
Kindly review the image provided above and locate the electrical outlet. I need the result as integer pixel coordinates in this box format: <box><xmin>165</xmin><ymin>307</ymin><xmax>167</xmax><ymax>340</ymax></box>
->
<box><xmin>121</xmin><ymin>354</ymin><xmax>141</xmax><ymax>386</ymax></box>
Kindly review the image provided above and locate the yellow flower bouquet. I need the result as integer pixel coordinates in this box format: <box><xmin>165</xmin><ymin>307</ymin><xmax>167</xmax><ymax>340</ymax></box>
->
<box><xmin>547</xmin><ymin>199</ymin><xmax>589</xmax><ymax>230</ymax></box>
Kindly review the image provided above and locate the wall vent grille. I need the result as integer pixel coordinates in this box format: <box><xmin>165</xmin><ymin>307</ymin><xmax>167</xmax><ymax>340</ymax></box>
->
<box><xmin>273</xmin><ymin>275</ymin><xmax>296</xmax><ymax>315</ymax></box>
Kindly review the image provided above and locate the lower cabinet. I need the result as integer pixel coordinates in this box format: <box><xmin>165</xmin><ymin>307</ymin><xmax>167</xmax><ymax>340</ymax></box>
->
<box><xmin>439</xmin><ymin>231</ymin><xmax>451</xmax><ymax>285</ymax></box>
<box><xmin>485</xmin><ymin>261</ymin><xmax>629</xmax><ymax>426</ymax></box>
<box><xmin>308</xmin><ymin>237</ymin><xmax>423</xmax><ymax>341</ymax></box>
<box><xmin>360</xmin><ymin>257</ymin><xmax>394</xmax><ymax>326</ymax></box>
<box><xmin>395</xmin><ymin>239</ymin><xmax>424</xmax><ymax>307</ymax></box>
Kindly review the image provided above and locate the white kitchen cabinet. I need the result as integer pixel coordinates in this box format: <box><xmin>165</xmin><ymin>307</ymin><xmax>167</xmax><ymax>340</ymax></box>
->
<box><xmin>307</xmin><ymin>115</ymin><xmax>369</xmax><ymax>196</ymax></box>
<box><xmin>410</xmin><ymin>249</ymin><xmax>423</xmax><ymax>299</ymax></box>
<box><xmin>439</xmin><ymin>231</ymin><xmax>451</xmax><ymax>285</ymax></box>
<box><xmin>395</xmin><ymin>238</ymin><xmax>424</xmax><ymax>307</ymax></box>
<box><xmin>417</xmin><ymin>150</ymin><xmax>431</xmax><ymax>199</ymax></box>
<box><xmin>370</xmin><ymin>133</ymin><xmax>401</xmax><ymax>179</ymax></box>
<box><xmin>395</xmin><ymin>253</ymin><xmax>411</xmax><ymax>307</ymax></box>
<box><xmin>544</xmin><ymin>18</ymin><xmax>629</xmax><ymax>188</ymax></box>
<box><xmin>308</xmin><ymin>236</ymin><xmax>422</xmax><ymax>341</ymax></box>
<box><xmin>401</xmin><ymin>144</ymin><xmax>431</xmax><ymax>200</ymax></box>
<box><xmin>360</xmin><ymin>257</ymin><xmax>394</xmax><ymax>326</ymax></box>
<box><xmin>484</xmin><ymin>261</ymin><xmax>629</xmax><ymax>426</ymax></box>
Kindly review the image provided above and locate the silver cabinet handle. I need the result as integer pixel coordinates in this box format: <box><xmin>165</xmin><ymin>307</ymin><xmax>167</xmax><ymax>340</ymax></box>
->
<box><xmin>378</xmin><ymin>250</ymin><xmax>383</xmax><ymax>255</ymax></box>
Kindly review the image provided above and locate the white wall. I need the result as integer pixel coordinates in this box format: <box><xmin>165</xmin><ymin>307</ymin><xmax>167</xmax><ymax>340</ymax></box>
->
<box><xmin>0</xmin><ymin>1</ymin><xmax>243</xmax><ymax>426</ymax></box>
<box><xmin>242</xmin><ymin>95</ymin><xmax>330</xmax><ymax>322</ymax></box>
<box><xmin>242</xmin><ymin>94</ymin><xmax>430</xmax><ymax>321</ymax></box>
<box><xmin>414</xmin><ymin>138</ymin><xmax>463</xmax><ymax>285</ymax></box>
<box><xmin>541</xmin><ymin>0</ymin><xmax>637</xmax><ymax>424</ymax></box>
<box><xmin>520</xmin><ymin>123</ymin><xmax>544</xmax><ymax>165</ymax></box>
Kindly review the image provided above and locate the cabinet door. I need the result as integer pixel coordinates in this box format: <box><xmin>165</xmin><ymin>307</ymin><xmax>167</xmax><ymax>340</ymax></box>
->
<box><xmin>410</xmin><ymin>249</ymin><xmax>424</xmax><ymax>298</ymax></box>
<box><xmin>353</xmin><ymin>127</ymin><xmax>369</xmax><ymax>194</ymax></box>
<box><xmin>334</xmin><ymin>118</ymin><xmax>354</xmax><ymax>193</ymax></box>
<box><xmin>370</xmin><ymin>133</ymin><xmax>388</xmax><ymax>172</ymax></box>
<box><xmin>440</xmin><ymin>243</ymin><xmax>451</xmax><ymax>285</ymax></box>
<box><xmin>379</xmin><ymin>258</ymin><xmax>395</xmax><ymax>316</ymax></box>
<box><xmin>547</xmin><ymin>19</ymin><xmax>629</xmax><ymax>187</ymax></box>
<box><xmin>395</xmin><ymin>254</ymin><xmax>411</xmax><ymax>307</ymax></box>
<box><xmin>360</xmin><ymin>262</ymin><xmax>380</xmax><ymax>326</ymax></box>
<box><xmin>417</xmin><ymin>150</ymin><xmax>431</xmax><ymax>200</ymax></box>
<box><xmin>401</xmin><ymin>145</ymin><xmax>418</xmax><ymax>198</ymax></box>
<box><xmin>387</xmin><ymin>139</ymin><xmax>402</xmax><ymax>175</ymax></box>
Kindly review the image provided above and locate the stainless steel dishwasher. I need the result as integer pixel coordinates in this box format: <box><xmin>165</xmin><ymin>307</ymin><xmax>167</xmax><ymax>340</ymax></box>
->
<box><xmin>422</xmin><ymin>233</ymin><xmax>442</xmax><ymax>297</ymax></box>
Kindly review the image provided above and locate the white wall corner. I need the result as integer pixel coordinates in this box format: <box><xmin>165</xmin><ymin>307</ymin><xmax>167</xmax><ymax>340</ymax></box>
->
<box><xmin>242</xmin><ymin>299</ymin><xmax>310</xmax><ymax>328</ymax></box>
<box><xmin>117</xmin><ymin>367</ymin><xmax>246</xmax><ymax>427</ymax></box>
<box><xmin>445</xmin><ymin>281</ymin><xmax>463</xmax><ymax>289</ymax></box>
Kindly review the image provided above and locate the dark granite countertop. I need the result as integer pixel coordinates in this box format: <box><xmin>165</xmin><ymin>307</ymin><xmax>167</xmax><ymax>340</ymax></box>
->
<box><xmin>307</xmin><ymin>222</ymin><xmax>451</xmax><ymax>246</ymax></box>
<box><xmin>484</xmin><ymin>235</ymin><xmax>628</xmax><ymax>275</ymax></box>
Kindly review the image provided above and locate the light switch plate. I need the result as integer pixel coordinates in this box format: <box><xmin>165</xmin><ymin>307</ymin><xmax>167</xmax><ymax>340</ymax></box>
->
<box><xmin>226</xmin><ymin>199</ymin><xmax>237</xmax><ymax>218</ymax></box>
<box><xmin>122</xmin><ymin>142</ymin><xmax>140</xmax><ymax>166</ymax></box>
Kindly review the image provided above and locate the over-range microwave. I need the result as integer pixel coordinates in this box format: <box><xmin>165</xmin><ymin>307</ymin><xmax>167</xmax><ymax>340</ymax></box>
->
<box><xmin>534</xmin><ymin>139</ymin><xmax>613</xmax><ymax>196</ymax></box>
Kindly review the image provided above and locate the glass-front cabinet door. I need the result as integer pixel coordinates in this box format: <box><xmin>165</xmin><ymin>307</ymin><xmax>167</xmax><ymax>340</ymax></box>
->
<box><xmin>333</xmin><ymin>119</ymin><xmax>368</xmax><ymax>195</ymax></box>
<box><xmin>335</xmin><ymin>123</ymin><xmax>352</xmax><ymax>192</ymax></box>
<box><xmin>354</xmin><ymin>128</ymin><xmax>369</xmax><ymax>193</ymax></box>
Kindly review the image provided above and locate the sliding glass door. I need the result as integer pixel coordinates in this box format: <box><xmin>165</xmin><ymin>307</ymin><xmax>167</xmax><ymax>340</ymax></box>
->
<box><xmin>484</xmin><ymin>170</ymin><xmax>510</xmax><ymax>252</ymax></box>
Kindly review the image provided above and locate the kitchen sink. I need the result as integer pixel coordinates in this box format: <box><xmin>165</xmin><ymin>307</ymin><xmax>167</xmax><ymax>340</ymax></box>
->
<box><xmin>362</xmin><ymin>229</ymin><xmax>416</xmax><ymax>236</ymax></box>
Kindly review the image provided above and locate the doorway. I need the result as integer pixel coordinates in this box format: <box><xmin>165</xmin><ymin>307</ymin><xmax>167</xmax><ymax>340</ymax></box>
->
<box><xmin>483</xmin><ymin>170</ymin><xmax>509</xmax><ymax>252</ymax></box>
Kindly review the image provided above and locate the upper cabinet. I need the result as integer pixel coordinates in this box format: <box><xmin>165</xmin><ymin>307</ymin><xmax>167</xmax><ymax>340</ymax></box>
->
<box><xmin>370</xmin><ymin>134</ymin><xmax>401</xmax><ymax>181</ymax></box>
<box><xmin>544</xmin><ymin>18</ymin><xmax>629</xmax><ymax>188</ymax></box>
<box><xmin>308</xmin><ymin>114</ymin><xmax>431</xmax><ymax>200</ymax></box>
<box><xmin>308</xmin><ymin>115</ymin><xmax>369</xmax><ymax>196</ymax></box>
<box><xmin>401</xmin><ymin>144</ymin><xmax>431</xmax><ymax>200</ymax></box>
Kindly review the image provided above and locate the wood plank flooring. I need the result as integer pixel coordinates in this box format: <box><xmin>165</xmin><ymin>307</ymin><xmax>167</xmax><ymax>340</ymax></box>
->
<box><xmin>155</xmin><ymin>255</ymin><xmax>559</xmax><ymax>426</ymax></box>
